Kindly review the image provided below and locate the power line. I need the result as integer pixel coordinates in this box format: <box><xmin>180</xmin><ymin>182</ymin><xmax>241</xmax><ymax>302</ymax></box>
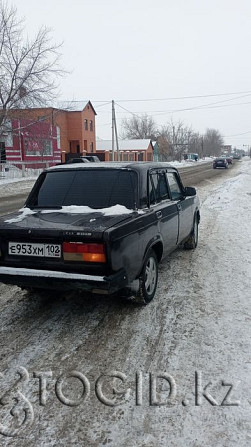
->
<box><xmin>106</xmin><ymin>90</ymin><xmax>251</xmax><ymax>103</ymax></box>
<box><xmin>223</xmin><ymin>130</ymin><xmax>251</xmax><ymax>137</ymax></box>
<box><xmin>63</xmin><ymin>90</ymin><xmax>251</xmax><ymax>104</ymax></box>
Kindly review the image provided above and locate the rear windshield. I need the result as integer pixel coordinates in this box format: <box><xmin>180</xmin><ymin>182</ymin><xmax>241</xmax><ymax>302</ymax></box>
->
<box><xmin>28</xmin><ymin>169</ymin><xmax>138</xmax><ymax>209</ymax></box>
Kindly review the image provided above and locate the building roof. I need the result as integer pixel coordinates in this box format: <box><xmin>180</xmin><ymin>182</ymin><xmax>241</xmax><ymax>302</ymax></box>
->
<box><xmin>96</xmin><ymin>139</ymin><xmax>153</xmax><ymax>152</ymax></box>
<box><xmin>9</xmin><ymin>101</ymin><xmax>97</xmax><ymax>116</ymax></box>
<box><xmin>56</xmin><ymin>100</ymin><xmax>97</xmax><ymax>115</ymax></box>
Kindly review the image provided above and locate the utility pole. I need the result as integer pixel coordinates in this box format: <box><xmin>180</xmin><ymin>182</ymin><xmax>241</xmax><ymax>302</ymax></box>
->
<box><xmin>111</xmin><ymin>100</ymin><xmax>120</xmax><ymax>161</ymax></box>
<box><xmin>172</xmin><ymin>125</ymin><xmax>175</xmax><ymax>159</ymax></box>
<box><xmin>201</xmin><ymin>136</ymin><xmax>204</xmax><ymax>159</ymax></box>
<box><xmin>112</xmin><ymin>100</ymin><xmax>115</xmax><ymax>161</ymax></box>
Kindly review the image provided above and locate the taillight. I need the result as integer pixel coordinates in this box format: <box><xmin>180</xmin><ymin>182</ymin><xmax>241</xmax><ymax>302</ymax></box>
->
<box><xmin>63</xmin><ymin>242</ymin><xmax>106</xmax><ymax>263</ymax></box>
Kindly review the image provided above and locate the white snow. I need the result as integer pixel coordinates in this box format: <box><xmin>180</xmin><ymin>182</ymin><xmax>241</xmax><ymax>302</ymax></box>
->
<box><xmin>4</xmin><ymin>204</ymin><xmax>136</xmax><ymax>223</ymax></box>
<box><xmin>4</xmin><ymin>207</ymin><xmax>36</xmax><ymax>223</ymax></box>
<box><xmin>169</xmin><ymin>157</ymin><xmax>213</xmax><ymax>167</ymax></box>
<box><xmin>41</xmin><ymin>204</ymin><xmax>135</xmax><ymax>216</ymax></box>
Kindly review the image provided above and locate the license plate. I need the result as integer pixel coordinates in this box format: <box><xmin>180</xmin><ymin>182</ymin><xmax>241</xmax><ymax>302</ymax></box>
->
<box><xmin>8</xmin><ymin>242</ymin><xmax>61</xmax><ymax>258</ymax></box>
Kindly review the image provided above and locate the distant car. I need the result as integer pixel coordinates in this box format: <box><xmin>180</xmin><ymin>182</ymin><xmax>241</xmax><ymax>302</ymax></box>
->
<box><xmin>66</xmin><ymin>158</ymin><xmax>90</xmax><ymax>164</ymax></box>
<box><xmin>66</xmin><ymin>156</ymin><xmax>100</xmax><ymax>164</ymax></box>
<box><xmin>213</xmin><ymin>158</ymin><xmax>228</xmax><ymax>169</ymax></box>
<box><xmin>82</xmin><ymin>156</ymin><xmax>100</xmax><ymax>162</ymax></box>
<box><xmin>232</xmin><ymin>153</ymin><xmax>241</xmax><ymax>160</ymax></box>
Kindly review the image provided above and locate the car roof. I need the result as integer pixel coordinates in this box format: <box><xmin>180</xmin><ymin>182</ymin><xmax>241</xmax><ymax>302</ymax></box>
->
<box><xmin>47</xmin><ymin>161</ymin><xmax>178</xmax><ymax>173</ymax></box>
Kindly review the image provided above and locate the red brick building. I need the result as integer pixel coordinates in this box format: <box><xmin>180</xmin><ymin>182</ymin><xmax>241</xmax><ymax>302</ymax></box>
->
<box><xmin>0</xmin><ymin>101</ymin><xmax>97</xmax><ymax>164</ymax></box>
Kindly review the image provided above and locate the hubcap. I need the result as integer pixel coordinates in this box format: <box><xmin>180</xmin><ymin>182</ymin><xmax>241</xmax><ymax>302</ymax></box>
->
<box><xmin>145</xmin><ymin>257</ymin><xmax>157</xmax><ymax>295</ymax></box>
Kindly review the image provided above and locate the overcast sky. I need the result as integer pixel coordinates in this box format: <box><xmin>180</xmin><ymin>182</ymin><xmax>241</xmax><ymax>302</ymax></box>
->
<box><xmin>15</xmin><ymin>0</ymin><xmax>251</xmax><ymax>149</ymax></box>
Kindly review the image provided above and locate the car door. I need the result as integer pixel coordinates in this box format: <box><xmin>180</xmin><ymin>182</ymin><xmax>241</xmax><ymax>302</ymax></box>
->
<box><xmin>166</xmin><ymin>171</ymin><xmax>193</xmax><ymax>244</ymax></box>
<box><xmin>149</xmin><ymin>169</ymin><xmax>179</xmax><ymax>255</ymax></box>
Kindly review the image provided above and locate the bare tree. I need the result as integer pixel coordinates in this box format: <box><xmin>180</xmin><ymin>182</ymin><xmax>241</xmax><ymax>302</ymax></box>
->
<box><xmin>203</xmin><ymin>128</ymin><xmax>224</xmax><ymax>156</ymax></box>
<box><xmin>121</xmin><ymin>114</ymin><xmax>158</xmax><ymax>140</ymax></box>
<box><xmin>157</xmin><ymin>119</ymin><xmax>198</xmax><ymax>161</ymax></box>
<box><xmin>0</xmin><ymin>0</ymin><xmax>65</xmax><ymax>138</ymax></box>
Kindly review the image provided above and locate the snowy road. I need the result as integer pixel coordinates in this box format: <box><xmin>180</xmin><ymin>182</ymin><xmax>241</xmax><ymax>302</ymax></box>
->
<box><xmin>0</xmin><ymin>159</ymin><xmax>250</xmax><ymax>446</ymax></box>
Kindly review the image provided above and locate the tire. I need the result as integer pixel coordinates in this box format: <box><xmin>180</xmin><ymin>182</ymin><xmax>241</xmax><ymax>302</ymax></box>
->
<box><xmin>184</xmin><ymin>215</ymin><xmax>199</xmax><ymax>250</ymax></box>
<box><xmin>123</xmin><ymin>249</ymin><xmax>158</xmax><ymax>305</ymax></box>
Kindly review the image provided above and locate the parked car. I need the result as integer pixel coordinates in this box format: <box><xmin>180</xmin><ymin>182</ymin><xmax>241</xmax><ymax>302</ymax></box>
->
<box><xmin>213</xmin><ymin>158</ymin><xmax>228</xmax><ymax>169</ymax></box>
<box><xmin>0</xmin><ymin>162</ymin><xmax>200</xmax><ymax>304</ymax></box>
<box><xmin>82</xmin><ymin>156</ymin><xmax>100</xmax><ymax>162</ymax></box>
<box><xmin>66</xmin><ymin>156</ymin><xmax>100</xmax><ymax>164</ymax></box>
<box><xmin>66</xmin><ymin>158</ymin><xmax>90</xmax><ymax>164</ymax></box>
<box><xmin>232</xmin><ymin>153</ymin><xmax>241</xmax><ymax>160</ymax></box>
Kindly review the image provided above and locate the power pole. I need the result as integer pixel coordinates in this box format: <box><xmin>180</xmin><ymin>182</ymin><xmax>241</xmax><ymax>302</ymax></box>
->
<box><xmin>114</xmin><ymin>112</ymin><xmax>120</xmax><ymax>161</ymax></box>
<box><xmin>112</xmin><ymin>100</ymin><xmax>120</xmax><ymax>161</ymax></box>
<box><xmin>112</xmin><ymin>100</ymin><xmax>115</xmax><ymax>161</ymax></box>
<box><xmin>172</xmin><ymin>125</ymin><xmax>175</xmax><ymax>159</ymax></box>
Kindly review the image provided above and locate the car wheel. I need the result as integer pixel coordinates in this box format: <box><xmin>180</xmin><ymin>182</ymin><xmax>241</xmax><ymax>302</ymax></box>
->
<box><xmin>184</xmin><ymin>215</ymin><xmax>199</xmax><ymax>250</ymax></box>
<box><xmin>122</xmin><ymin>250</ymin><xmax>158</xmax><ymax>305</ymax></box>
<box><xmin>135</xmin><ymin>250</ymin><xmax>158</xmax><ymax>304</ymax></box>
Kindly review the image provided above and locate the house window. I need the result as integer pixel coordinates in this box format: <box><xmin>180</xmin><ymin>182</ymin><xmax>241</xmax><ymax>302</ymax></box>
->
<box><xmin>90</xmin><ymin>120</ymin><xmax>93</xmax><ymax>131</ymax></box>
<box><xmin>90</xmin><ymin>142</ymin><xmax>94</xmax><ymax>153</ymax></box>
<box><xmin>56</xmin><ymin>126</ymin><xmax>61</xmax><ymax>149</ymax></box>
<box><xmin>43</xmin><ymin>140</ymin><xmax>53</xmax><ymax>156</ymax></box>
<box><xmin>24</xmin><ymin>138</ymin><xmax>40</xmax><ymax>156</ymax></box>
<box><xmin>129</xmin><ymin>153</ymin><xmax>134</xmax><ymax>161</ymax></box>
<box><xmin>123</xmin><ymin>153</ymin><xmax>128</xmax><ymax>161</ymax></box>
<box><xmin>84</xmin><ymin>119</ymin><xmax>88</xmax><ymax>131</ymax></box>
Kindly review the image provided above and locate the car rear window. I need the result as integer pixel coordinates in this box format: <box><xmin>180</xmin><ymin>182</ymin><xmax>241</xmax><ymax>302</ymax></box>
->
<box><xmin>28</xmin><ymin>169</ymin><xmax>138</xmax><ymax>210</ymax></box>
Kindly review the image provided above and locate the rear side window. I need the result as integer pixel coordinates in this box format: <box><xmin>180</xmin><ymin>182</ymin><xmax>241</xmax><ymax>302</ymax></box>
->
<box><xmin>166</xmin><ymin>172</ymin><xmax>183</xmax><ymax>200</ymax></box>
<box><xmin>28</xmin><ymin>169</ymin><xmax>137</xmax><ymax>209</ymax></box>
<box><xmin>149</xmin><ymin>172</ymin><xmax>169</xmax><ymax>204</ymax></box>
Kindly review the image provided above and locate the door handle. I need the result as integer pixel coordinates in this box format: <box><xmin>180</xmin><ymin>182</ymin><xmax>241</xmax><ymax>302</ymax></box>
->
<box><xmin>156</xmin><ymin>211</ymin><xmax>162</xmax><ymax>219</ymax></box>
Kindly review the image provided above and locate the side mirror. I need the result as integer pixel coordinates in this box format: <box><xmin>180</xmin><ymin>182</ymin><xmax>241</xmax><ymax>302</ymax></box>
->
<box><xmin>184</xmin><ymin>186</ymin><xmax>196</xmax><ymax>197</ymax></box>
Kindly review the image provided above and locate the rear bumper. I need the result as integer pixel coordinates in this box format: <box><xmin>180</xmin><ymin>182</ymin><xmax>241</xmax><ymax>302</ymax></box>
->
<box><xmin>0</xmin><ymin>266</ymin><xmax>128</xmax><ymax>294</ymax></box>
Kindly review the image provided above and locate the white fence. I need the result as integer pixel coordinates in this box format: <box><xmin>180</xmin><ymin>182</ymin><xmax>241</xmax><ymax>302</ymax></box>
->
<box><xmin>0</xmin><ymin>161</ymin><xmax>57</xmax><ymax>180</ymax></box>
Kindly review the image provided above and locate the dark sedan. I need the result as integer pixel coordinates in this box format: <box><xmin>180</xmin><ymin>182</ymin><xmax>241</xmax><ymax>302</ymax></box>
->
<box><xmin>0</xmin><ymin>162</ymin><xmax>200</xmax><ymax>304</ymax></box>
<box><xmin>213</xmin><ymin>158</ymin><xmax>228</xmax><ymax>169</ymax></box>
